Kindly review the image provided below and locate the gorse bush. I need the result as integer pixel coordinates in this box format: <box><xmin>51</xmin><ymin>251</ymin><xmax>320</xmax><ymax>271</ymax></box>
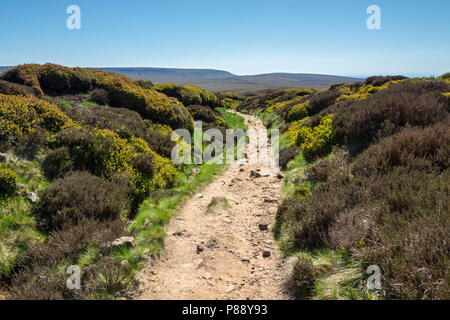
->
<box><xmin>299</xmin><ymin>114</ymin><xmax>334</xmax><ymax>161</ymax></box>
<box><xmin>133</xmin><ymin>79</ymin><xmax>154</xmax><ymax>89</ymax></box>
<box><xmin>0</xmin><ymin>164</ymin><xmax>17</xmax><ymax>196</ymax></box>
<box><xmin>48</xmin><ymin>127</ymin><xmax>176</xmax><ymax>205</ymax></box>
<box><xmin>153</xmin><ymin>83</ymin><xmax>219</xmax><ymax>107</ymax></box>
<box><xmin>0</xmin><ymin>93</ymin><xmax>73</xmax><ymax>147</ymax></box>
<box><xmin>37</xmin><ymin>171</ymin><xmax>128</xmax><ymax>230</ymax></box>
<box><xmin>1</xmin><ymin>64</ymin><xmax>194</xmax><ymax>131</ymax></box>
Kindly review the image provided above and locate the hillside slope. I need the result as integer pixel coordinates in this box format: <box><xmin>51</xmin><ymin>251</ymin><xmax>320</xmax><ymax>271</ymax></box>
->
<box><xmin>229</xmin><ymin>74</ymin><xmax>450</xmax><ymax>299</ymax></box>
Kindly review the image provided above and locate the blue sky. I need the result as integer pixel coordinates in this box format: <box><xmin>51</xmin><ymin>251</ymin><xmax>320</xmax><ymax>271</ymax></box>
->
<box><xmin>0</xmin><ymin>0</ymin><xmax>449</xmax><ymax>77</ymax></box>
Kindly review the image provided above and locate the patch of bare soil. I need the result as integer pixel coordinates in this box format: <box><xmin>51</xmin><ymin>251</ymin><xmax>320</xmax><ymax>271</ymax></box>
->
<box><xmin>133</xmin><ymin>113</ymin><xmax>291</xmax><ymax>300</ymax></box>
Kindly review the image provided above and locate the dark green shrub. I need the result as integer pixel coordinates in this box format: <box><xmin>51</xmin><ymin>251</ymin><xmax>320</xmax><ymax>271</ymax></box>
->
<box><xmin>42</xmin><ymin>147</ymin><xmax>74</xmax><ymax>179</ymax></box>
<box><xmin>307</xmin><ymin>89</ymin><xmax>342</xmax><ymax>115</ymax></box>
<box><xmin>0</xmin><ymin>79</ymin><xmax>35</xmax><ymax>96</ymax></box>
<box><xmin>82</xmin><ymin>257</ymin><xmax>136</xmax><ymax>299</ymax></box>
<box><xmin>279</xmin><ymin>146</ymin><xmax>300</xmax><ymax>170</ymax></box>
<box><xmin>333</xmin><ymin>86</ymin><xmax>448</xmax><ymax>146</ymax></box>
<box><xmin>288</xmin><ymin>254</ymin><xmax>318</xmax><ymax>297</ymax></box>
<box><xmin>88</xmin><ymin>88</ymin><xmax>109</xmax><ymax>105</ymax></box>
<box><xmin>37</xmin><ymin>171</ymin><xmax>128</xmax><ymax>230</ymax></box>
<box><xmin>134</xmin><ymin>79</ymin><xmax>153</xmax><ymax>89</ymax></box>
<box><xmin>144</xmin><ymin>129</ymin><xmax>176</xmax><ymax>159</ymax></box>
<box><xmin>8</xmin><ymin>218</ymin><xmax>126</xmax><ymax>300</ymax></box>
<box><xmin>365</xmin><ymin>75</ymin><xmax>407</xmax><ymax>87</ymax></box>
<box><xmin>0</xmin><ymin>164</ymin><xmax>17</xmax><ymax>196</ymax></box>
<box><xmin>306</xmin><ymin>150</ymin><xmax>347</xmax><ymax>183</ymax></box>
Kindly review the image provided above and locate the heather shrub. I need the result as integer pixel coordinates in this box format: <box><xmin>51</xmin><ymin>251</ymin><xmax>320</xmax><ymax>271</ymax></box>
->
<box><xmin>67</xmin><ymin>105</ymin><xmax>148</xmax><ymax>140</ymax></box>
<box><xmin>333</xmin><ymin>84</ymin><xmax>448</xmax><ymax>146</ymax></box>
<box><xmin>286</xmin><ymin>254</ymin><xmax>318</xmax><ymax>296</ymax></box>
<box><xmin>8</xmin><ymin>267</ymin><xmax>76</xmax><ymax>300</ymax></box>
<box><xmin>88</xmin><ymin>88</ymin><xmax>109</xmax><ymax>105</ymax></box>
<box><xmin>145</xmin><ymin>127</ymin><xmax>176</xmax><ymax>159</ymax></box>
<box><xmin>82</xmin><ymin>257</ymin><xmax>136</xmax><ymax>299</ymax></box>
<box><xmin>307</xmin><ymin>89</ymin><xmax>342</xmax><ymax>115</ymax></box>
<box><xmin>37</xmin><ymin>171</ymin><xmax>128</xmax><ymax>230</ymax></box>
<box><xmin>279</xmin><ymin>146</ymin><xmax>300</xmax><ymax>170</ymax></box>
<box><xmin>354</xmin><ymin>123</ymin><xmax>450</xmax><ymax>175</ymax></box>
<box><xmin>0</xmin><ymin>164</ymin><xmax>17</xmax><ymax>196</ymax></box>
<box><xmin>276</xmin><ymin>145</ymin><xmax>449</xmax><ymax>299</ymax></box>
<box><xmin>42</xmin><ymin>147</ymin><xmax>74</xmax><ymax>179</ymax></box>
<box><xmin>0</xmin><ymin>79</ymin><xmax>35</xmax><ymax>96</ymax></box>
<box><xmin>365</xmin><ymin>75</ymin><xmax>407</xmax><ymax>87</ymax></box>
<box><xmin>187</xmin><ymin>104</ymin><xmax>220</xmax><ymax>123</ymax></box>
<box><xmin>21</xmin><ymin>219</ymin><xmax>124</xmax><ymax>267</ymax></box>
<box><xmin>306</xmin><ymin>150</ymin><xmax>348</xmax><ymax>183</ymax></box>
<box><xmin>9</xmin><ymin>219</ymin><xmax>126</xmax><ymax>300</ymax></box>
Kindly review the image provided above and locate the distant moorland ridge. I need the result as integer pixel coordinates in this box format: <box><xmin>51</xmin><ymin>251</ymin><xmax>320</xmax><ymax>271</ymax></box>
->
<box><xmin>0</xmin><ymin>66</ymin><xmax>361</xmax><ymax>91</ymax></box>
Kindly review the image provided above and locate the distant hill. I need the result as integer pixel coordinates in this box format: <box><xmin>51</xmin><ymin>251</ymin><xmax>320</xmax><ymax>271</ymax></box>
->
<box><xmin>0</xmin><ymin>66</ymin><xmax>362</xmax><ymax>91</ymax></box>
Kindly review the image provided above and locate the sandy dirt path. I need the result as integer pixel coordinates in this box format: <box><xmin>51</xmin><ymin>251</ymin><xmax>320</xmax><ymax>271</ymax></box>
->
<box><xmin>134</xmin><ymin>113</ymin><xmax>291</xmax><ymax>300</ymax></box>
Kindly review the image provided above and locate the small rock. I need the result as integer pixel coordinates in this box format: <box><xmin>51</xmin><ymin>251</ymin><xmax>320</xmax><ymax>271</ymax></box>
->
<box><xmin>258</xmin><ymin>223</ymin><xmax>270</xmax><ymax>231</ymax></box>
<box><xmin>262</xmin><ymin>249</ymin><xmax>271</xmax><ymax>258</ymax></box>
<box><xmin>195</xmin><ymin>193</ymin><xmax>204</xmax><ymax>198</ymax></box>
<box><xmin>256</xmin><ymin>169</ymin><xmax>261</xmax><ymax>172</ymax></box>
<box><xmin>0</xmin><ymin>152</ymin><xmax>10</xmax><ymax>162</ymax></box>
<box><xmin>173</xmin><ymin>229</ymin><xmax>190</xmax><ymax>237</ymax></box>
<box><xmin>193</xmin><ymin>258</ymin><xmax>204</xmax><ymax>269</ymax></box>
<box><xmin>277</xmin><ymin>173</ymin><xmax>284</xmax><ymax>179</ymax></box>
<box><xmin>120</xmin><ymin>260</ymin><xmax>129</xmax><ymax>267</ymax></box>
<box><xmin>222</xmin><ymin>218</ymin><xmax>232</xmax><ymax>224</ymax></box>
<box><xmin>206</xmin><ymin>239</ymin><xmax>218</xmax><ymax>249</ymax></box>
<box><xmin>239</xmin><ymin>168</ymin><xmax>244</xmax><ymax>172</ymax></box>
<box><xmin>196</xmin><ymin>245</ymin><xmax>204</xmax><ymax>254</ymax></box>
<box><xmin>250</xmin><ymin>171</ymin><xmax>261</xmax><ymax>178</ymax></box>
<box><xmin>225</xmin><ymin>285</ymin><xmax>236</xmax><ymax>293</ymax></box>
<box><xmin>240</xmin><ymin>257</ymin><xmax>251</xmax><ymax>263</ymax></box>
<box><xmin>24</xmin><ymin>191</ymin><xmax>38</xmax><ymax>203</ymax></box>
<box><xmin>264</xmin><ymin>197</ymin><xmax>277</xmax><ymax>203</ymax></box>
<box><xmin>111</xmin><ymin>237</ymin><xmax>136</xmax><ymax>248</ymax></box>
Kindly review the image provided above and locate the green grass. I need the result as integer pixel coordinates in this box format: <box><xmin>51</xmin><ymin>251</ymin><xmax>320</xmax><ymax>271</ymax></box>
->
<box><xmin>0</xmin><ymin>151</ymin><xmax>48</xmax><ymax>277</ymax></box>
<box><xmin>79</xmin><ymin>101</ymin><xmax>98</xmax><ymax>109</ymax></box>
<box><xmin>57</xmin><ymin>100</ymin><xmax>73</xmax><ymax>109</ymax></box>
<box><xmin>216</xmin><ymin>107</ymin><xmax>248</xmax><ymax>131</ymax></box>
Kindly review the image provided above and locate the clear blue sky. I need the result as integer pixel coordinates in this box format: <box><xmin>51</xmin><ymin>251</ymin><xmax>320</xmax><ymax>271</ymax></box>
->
<box><xmin>0</xmin><ymin>0</ymin><xmax>449</xmax><ymax>77</ymax></box>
